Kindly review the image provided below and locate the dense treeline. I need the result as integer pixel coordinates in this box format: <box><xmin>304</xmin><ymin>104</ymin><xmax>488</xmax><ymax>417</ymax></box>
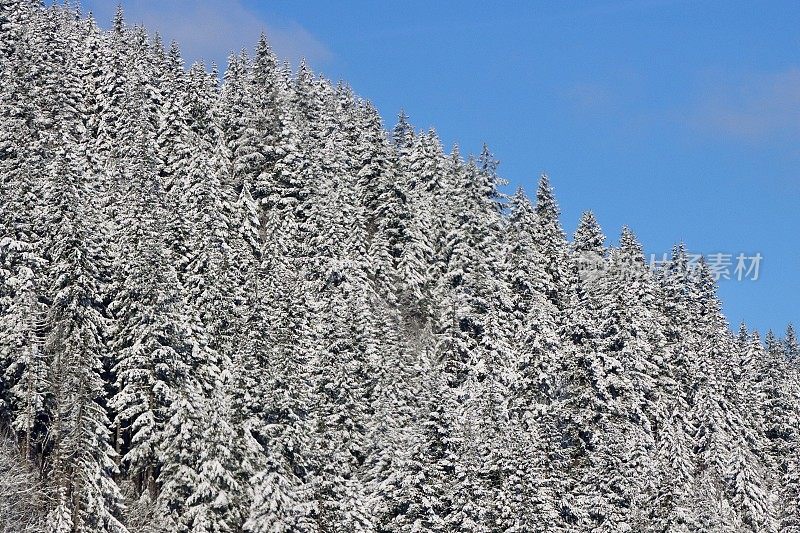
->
<box><xmin>1</xmin><ymin>2</ymin><xmax>799</xmax><ymax>532</ymax></box>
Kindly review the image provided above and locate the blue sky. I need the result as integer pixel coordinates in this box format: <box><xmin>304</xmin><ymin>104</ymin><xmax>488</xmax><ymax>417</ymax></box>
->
<box><xmin>81</xmin><ymin>0</ymin><xmax>799</xmax><ymax>334</ymax></box>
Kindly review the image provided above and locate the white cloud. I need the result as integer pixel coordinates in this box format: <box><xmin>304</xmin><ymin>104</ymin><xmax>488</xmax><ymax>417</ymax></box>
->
<box><xmin>687</xmin><ymin>68</ymin><xmax>800</xmax><ymax>142</ymax></box>
<box><xmin>82</xmin><ymin>0</ymin><xmax>332</xmax><ymax>70</ymax></box>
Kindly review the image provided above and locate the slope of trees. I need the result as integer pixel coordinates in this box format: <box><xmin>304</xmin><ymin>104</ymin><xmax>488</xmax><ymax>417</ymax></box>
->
<box><xmin>0</xmin><ymin>2</ymin><xmax>798</xmax><ymax>532</ymax></box>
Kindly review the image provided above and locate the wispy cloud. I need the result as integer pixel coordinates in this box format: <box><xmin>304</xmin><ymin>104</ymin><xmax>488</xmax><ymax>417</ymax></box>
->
<box><xmin>686</xmin><ymin>68</ymin><xmax>800</xmax><ymax>143</ymax></box>
<box><xmin>561</xmin><ymin>69</ymin><xmax>657</xmax><ymax>137</ymax></box>
<box><xmin>82</xmin><ymin>0</ymin><xmax>332</xmax><ymax>70</ymax></box>
<box><xmin>565</xmin><ymin>82</ymin><xmax>613</xmax><ymax>112</ymax></box>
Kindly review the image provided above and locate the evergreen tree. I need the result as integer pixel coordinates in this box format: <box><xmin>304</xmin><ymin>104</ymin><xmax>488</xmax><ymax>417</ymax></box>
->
<box><xmin>786</xmin><ymin>324</ymin><xmax>799</xmax><ymax>364</ymax></box>
<box><xmin>44</xmin><ymin>154</ymin><xmax>127</xmax><ymax>533</ymax></box>
<box><xmin>108</xmin><ymin>153</ymin><xmax>192</xmax><ymax>499</ymax></box>
<box><xmin>532</xmin><ymin>174</ymin><xmax>568</xmax><ymax>309</ymax></box>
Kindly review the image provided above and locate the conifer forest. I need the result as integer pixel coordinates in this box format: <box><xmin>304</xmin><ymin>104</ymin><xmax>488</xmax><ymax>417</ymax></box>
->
<box><xmin>2</xmin><ymin>2</ymin><xmax>800</xmax><ymax>532</ymax></box>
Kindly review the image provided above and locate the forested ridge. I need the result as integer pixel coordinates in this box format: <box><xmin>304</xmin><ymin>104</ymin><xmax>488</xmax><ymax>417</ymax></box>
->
<box><xmin>1</xmin><ymin>2</ymin><xmax>799</xmax><ymax>532</ymax></box>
